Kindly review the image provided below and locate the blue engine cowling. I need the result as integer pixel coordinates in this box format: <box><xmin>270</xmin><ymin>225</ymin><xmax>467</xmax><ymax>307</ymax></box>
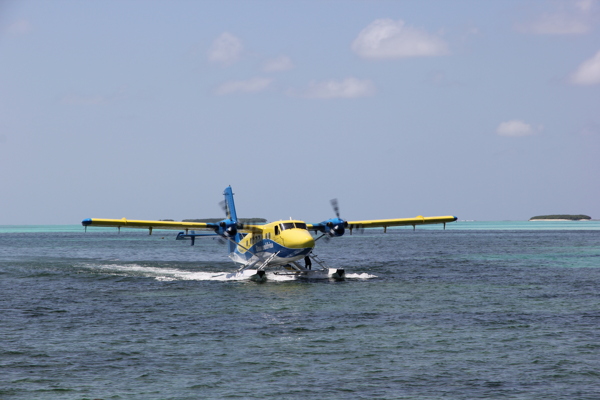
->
<box><xmin>319</xmin><ymin>218</ymin><xmax>348</xmax><ymax>237</ymax></box>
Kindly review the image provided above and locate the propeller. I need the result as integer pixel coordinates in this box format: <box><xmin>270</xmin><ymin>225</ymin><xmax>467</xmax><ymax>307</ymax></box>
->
<box><xmin>324</xmin><ymin>198</ymin><xmax>348</xmax><ymax>237</ymax></box>
<box><xmin>219</xmin><ymin>221</ymin><xmax>238</xmax><ymax>237</ymax></box>
<box><xmin>218</xmin><ymin>200</ymin><xmax>244</xmax><ymax>233</ymax></box>
<box><xmin>325</xmin><ymin>198</ymin><xmax>363</xmax><ymax>236</ymax></box>
<box><xmin>219</xmin><ymin>200</ymin><xmax>229</xmax><ymax>219</ymax></box>
<box><xmin>331</xmin><ymin>198</ymin><xmax>340</xmax><ymax>218</ymax></box>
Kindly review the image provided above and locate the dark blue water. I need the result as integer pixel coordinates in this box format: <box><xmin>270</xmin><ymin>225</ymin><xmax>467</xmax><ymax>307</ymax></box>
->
<box><xmin>1</xmin><ymin>224</ymin><xmax>599</xmax><ymax>399</ymax></box>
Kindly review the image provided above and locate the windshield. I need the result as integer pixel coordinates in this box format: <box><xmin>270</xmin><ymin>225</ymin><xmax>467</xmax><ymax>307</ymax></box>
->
<box><xmin>280</xmin><ymin>223</ymin><xmax>295</xmax><ymax>231</ymax></box>
<box><xmin>279</xmin><ymin>222</ymin><xmax>307</xmax><ymax>231</ymax></box>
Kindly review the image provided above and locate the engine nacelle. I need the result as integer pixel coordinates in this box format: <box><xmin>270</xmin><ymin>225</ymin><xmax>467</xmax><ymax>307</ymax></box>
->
<box><xmin>323</xmin><ymin>218</ymin><xmax>348</xmax><ymax>237</ymax></box>
<box><xmin>218</xmin><ymin>220</ymin><xmax>238</xmax><ymax>237</ymax></box>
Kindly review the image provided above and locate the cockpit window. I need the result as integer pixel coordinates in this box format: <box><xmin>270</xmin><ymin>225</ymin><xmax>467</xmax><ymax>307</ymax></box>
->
<box><xmin>280</xmin><ymin>223</ymin><xmax>295</xmax><ymax>230</ymax></box>
<box><xmin>279</xmin><ymin>222</ymin><xmax>308</xmax><ymax>230</ymax></box>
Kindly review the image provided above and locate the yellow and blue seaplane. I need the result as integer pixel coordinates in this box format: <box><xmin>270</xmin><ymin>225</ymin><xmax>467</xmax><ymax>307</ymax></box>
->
<box><xmin>82</xmin><ymin>186</ymin><xmax>456</xmax><ymax>282</ymax></box>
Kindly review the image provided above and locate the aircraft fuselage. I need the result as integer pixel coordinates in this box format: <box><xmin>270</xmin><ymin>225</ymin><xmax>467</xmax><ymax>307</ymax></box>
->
<box><xmin>231</xmin><ymin>220</ymin><xmax>315</xmax><ymax>266</ymax></box>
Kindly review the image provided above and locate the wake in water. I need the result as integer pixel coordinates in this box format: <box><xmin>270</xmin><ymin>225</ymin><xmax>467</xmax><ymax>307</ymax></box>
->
<box><xmin>79</xmin><ymin>263</ymin><xmax>377</xmax><ymax>282</ymax></box>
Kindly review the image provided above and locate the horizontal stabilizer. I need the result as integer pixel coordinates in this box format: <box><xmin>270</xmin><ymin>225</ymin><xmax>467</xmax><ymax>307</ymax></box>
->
<box><xmin>176</xmin><ymin>232</ymin><xmax>219</xmax><ymax>240</ymax></box>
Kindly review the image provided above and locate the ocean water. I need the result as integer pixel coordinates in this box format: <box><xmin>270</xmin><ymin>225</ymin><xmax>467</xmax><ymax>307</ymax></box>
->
<box><xmin>1</xmin><ymin>222</ymin><xmax>599</xmax><ymax>399</ymax></box>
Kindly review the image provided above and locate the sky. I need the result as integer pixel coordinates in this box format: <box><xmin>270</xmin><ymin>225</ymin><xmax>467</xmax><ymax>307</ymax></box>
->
<box><xmin>1</xmin><ymin>0</ymin><xmax>599</xmax><ymax>224</ymax></box>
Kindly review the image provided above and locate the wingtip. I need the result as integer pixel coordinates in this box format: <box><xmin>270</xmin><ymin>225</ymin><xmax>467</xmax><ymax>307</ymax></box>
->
<box><xmin>82</xmin><ymin>218</ymin><xmax>92</xmax><ymax>226</ymax></box>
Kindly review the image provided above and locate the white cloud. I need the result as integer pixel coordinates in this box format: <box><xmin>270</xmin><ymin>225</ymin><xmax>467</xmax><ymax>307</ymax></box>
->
<box><xmin>351</xmin><ymin>19</ymin><xmax>449</xmax><ymax>59</ymax></box>
<box><xmin>577</xmin><ymin>0</ymin><xmax>594</xmax><ymax>12</ymax></box>
<box><xmin>5</xmin><ymin>19</ymin><xmax>32</xmax><ymax>35</ymax></box>
<box><xmin>519</xmin><ymin>1</ymin><xmax>596</xmax><ymax>35</ymax></box>
<box><xmin>215</xmin><ymin>77</ymin><xmax>273</xmax><ymax>95</ymax></box>
<box><xmin>580</xmin><ymin>121</ymin><xmax>600</xmax><ymax>136</ymax></box>
<box><xmin>302</xmin><ymin>78</ymin><xmax>375</xmax><ymax>99</ymax></box>
<box><xmin>496</xmin><ymin>120</ymin><xmax>541</xmax><ymax>137</ymax></box>
<box><xmin>263</xmin><ymin>56</ymin><xmax>294</xmax><ymax>72</ymax></box>
<box><xmin>207</xmin><ymin>32</ymin><xmax>242</xmax><ymax>66</ymax></box>
<box><xmin>525</xmin><ymin>13</ymin><xmax>591</xmax><ymax>35</ymax></box>
<box><xmin>570</xmin><ymin>50</ymin><xmax>600</xmax><ymax>85</ymax></box>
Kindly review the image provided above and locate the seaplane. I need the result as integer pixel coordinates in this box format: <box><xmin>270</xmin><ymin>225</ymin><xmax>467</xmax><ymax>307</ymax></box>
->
<box><xmin>82</xmin><ymin>186</ymin><xmax>457</xmax><ymax>282</ymax></box>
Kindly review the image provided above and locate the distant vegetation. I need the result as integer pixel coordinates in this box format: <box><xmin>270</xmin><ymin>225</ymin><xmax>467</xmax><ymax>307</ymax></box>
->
<box><xmin>529</xmin><ymin>215</ymin><xmax>591</xmax><ymax>221</ymax></box>
<box><xmin>183</xmin><ymin>218</ymin><xmax>267</xmax><ymax>223</ymax></box>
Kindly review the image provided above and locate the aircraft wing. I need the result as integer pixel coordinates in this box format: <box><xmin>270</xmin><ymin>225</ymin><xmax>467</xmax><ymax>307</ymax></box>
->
<box><xmin>346</xmin><ymin>215</ymin><xmax>457</xmax><ymax>229</ymax></box>
<box><xmin>81</xmin><ymin>218</ymin><xmax>265</xmax><ymax>233</ymax></box>
<box><xmin>306</xmin><ymin>215</ymin><xmax>457</xmax><ymax>231</ymax></box>
<box><xmin>81</xmin><ymin>218</ymin><xmax>216</xmax><ymax>231</ymax></box>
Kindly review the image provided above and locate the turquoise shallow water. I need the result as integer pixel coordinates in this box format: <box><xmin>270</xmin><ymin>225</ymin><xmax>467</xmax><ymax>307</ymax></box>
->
<box><xmin>1</xmin><ymin>222</ymin><xmax>599</xmax><ymax>399</ymax></box>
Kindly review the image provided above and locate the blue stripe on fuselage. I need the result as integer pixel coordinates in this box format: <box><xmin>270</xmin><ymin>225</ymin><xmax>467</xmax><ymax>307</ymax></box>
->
<box><xmin>232</xmin><ymin>239</ymin><xmax>311</xmax><ymax>266</ymax></box>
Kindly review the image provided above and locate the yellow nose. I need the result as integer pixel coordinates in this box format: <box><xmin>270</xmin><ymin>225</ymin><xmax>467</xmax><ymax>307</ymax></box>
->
<box><xmin>280</xmin><ymin>229</ymin><xmax>315</xmax><ymax>249</ymax></box>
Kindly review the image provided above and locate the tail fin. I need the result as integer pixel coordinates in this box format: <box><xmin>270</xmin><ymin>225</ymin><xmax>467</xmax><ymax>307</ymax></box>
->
<box><xmin>223</xmin><ymin>186</ymin><xmax>240</xmax><ymax>254</ymax></box>
<box><xmin>223</xmin><ymin>186</ymin><xmax>238</xmax><ymax>222</ymax></box>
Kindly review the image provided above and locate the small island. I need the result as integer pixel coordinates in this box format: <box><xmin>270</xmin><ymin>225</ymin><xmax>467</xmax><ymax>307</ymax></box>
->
<box><xmin>529</xmin><ymin>214</ymin><xmax>591</xmax><ymax>221</ymax></box>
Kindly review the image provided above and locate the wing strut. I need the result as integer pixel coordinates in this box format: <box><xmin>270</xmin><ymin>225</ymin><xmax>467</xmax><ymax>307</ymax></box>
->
<box><xmin>238</xmin><ymin>251</ymin><xmax>280</xmax><ymax>273</ymax></box>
